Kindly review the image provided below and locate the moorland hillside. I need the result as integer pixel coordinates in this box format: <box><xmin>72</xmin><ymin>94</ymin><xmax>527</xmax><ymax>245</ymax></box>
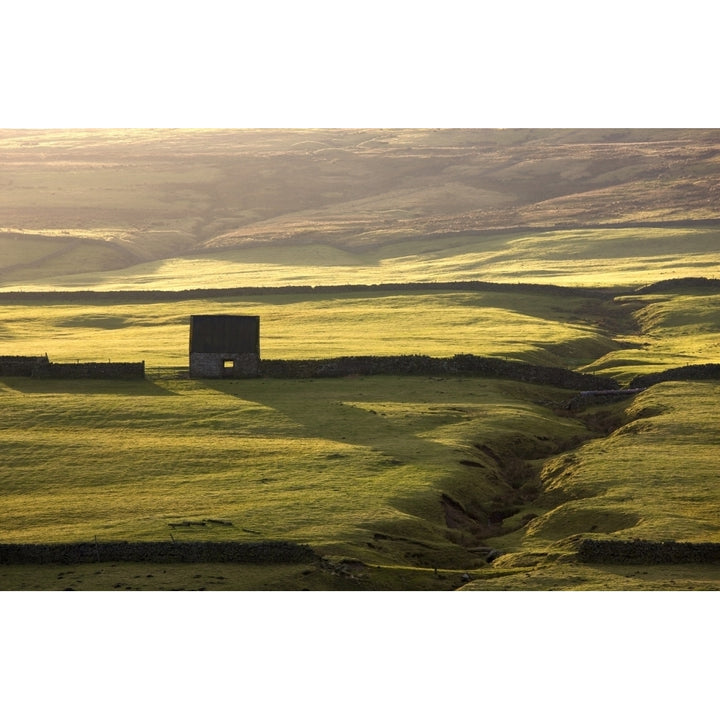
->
<box><xmin>4</xmin><ymin>129</ymin><xmax>720</xmax><ymax>590</ymax></box>
<box><xmin>1</xmin><ymin>128</ymin><xmax>719</xmax><ymax>288</ymax></box>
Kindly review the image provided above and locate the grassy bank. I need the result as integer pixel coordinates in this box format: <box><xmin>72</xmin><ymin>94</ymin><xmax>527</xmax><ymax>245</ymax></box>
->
<box><xmin>4</xmin><ymin>227</ymin><xmax>720</xmax><ymax>291</ymax></box>
<box><xmin>2</xmin><ymin>279</ymin><xmax>720</xmax><ymax>588</ymax></box>
<box><xmin>0</xmin><ymin>374</ymin><xmax>583</xmax><ymax>562</ymax></box>
<box><xmin>0</xmin><ymin>285</ymin><xmax>625</xmax><ymax>368</ymax></box>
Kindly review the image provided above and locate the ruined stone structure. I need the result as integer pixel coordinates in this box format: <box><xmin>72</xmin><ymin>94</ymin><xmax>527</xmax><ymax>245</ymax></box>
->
<box><xmin>189</xmin><ymin>314</ymin><xmax>260</xmax><ymax>378</ymax></box>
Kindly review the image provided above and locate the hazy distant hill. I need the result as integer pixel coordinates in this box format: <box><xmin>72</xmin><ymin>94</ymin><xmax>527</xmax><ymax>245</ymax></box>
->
<box><xmin>1</xmin><ymin>128</ymin><xmax>719</xmax><ymax>287</ymax></box>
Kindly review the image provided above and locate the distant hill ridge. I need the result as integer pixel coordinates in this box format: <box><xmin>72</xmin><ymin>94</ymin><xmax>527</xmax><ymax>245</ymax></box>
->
<box><xmin>2</xmin><ymin>128</ymin><xmax>720</xmax><ymax>288</ymax></box>
<box><xmin>0</xmin><ymin>279</ymin><xmax>617</xmax><ymax>302</ymax></box>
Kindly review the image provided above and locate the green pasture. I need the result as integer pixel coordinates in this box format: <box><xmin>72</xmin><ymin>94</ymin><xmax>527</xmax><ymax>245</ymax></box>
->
<box><xmin>4</xmin><ymin>227</ymin><xmax>720</xmax><ymax>291</ymax></box>
<box><xmin>0</xmin><ymin>560</ymin><xmax>482</xmax><ymax>591</ymax></box>
<box><xmin>4</xmin><ymin>129</ymin><xmax>720</xmax><ymax>588</ymax></box>
<box><xmin>3</xmin><ymin>282</ymin><xmax>720</xmax><ymax>589</ymax></box>
<box><xmin>580</xmin><ymin>287</ymin><xmax>720</xmax><ymax>380</ymax></box>
<box><xmin>3</xmin><ymin>279</ymin><xmax>718</xmax><ymax>382</ymax></box>
<box><xmin>0</xmin><ymin>287</ymin><xmax>624</xmax><ymax>368</ymax></box>
<box><xmin>4</xmin><ymin>375</ymin><xmax>720</xmax><ymax>590</ymax></box>
<box><xmin>0</xmin><ymin>375</ymin><xmax>584</xmax><ymax>566</ymax></box>
<box><xmin>463</xmin><ymin>380</ymin><xmax>720</xmax><ymax>589</ymax></box>
<box><xmin>460</xmin><ymin>563</ymin><xmax>720</xmax><ymax>591</ymax></box>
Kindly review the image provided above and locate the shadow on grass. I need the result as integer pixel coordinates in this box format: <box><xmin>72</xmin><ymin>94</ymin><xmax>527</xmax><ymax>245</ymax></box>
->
<box><xmin>0</xmin><ymin>377</ymin><xmax>177</xmax><ymax>396</ymax></box>
<box><xmin>197</xmin><ymin>376</ymin><xmax>490</xmax><ymax>546</ymax></box>
<box><xmin>197</xmin><ymin>377</ymin><xmax>438</xmax><ymax>452</ymax></box>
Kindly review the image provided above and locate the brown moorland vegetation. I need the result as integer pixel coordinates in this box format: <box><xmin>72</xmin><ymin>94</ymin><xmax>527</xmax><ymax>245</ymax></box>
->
<box><xmin>1</xmin><ymin>128</ymin><xmax>719</xmax><ymax>287</ymax></box>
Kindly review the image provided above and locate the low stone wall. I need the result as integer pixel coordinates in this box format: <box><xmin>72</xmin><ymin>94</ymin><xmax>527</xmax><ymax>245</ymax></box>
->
<box><xmin>628</xmin><ymin>363</ymin><xmax>720</xmax><ymax>388</ymax></box>
<box><xmin>635</xmin><ymin>277</ymin><xmax>720</xmax><ymax>294</ymax></box>
<box><xmin>0</xmin><ymin>356</ymin><xmax>144</xmax><ymax>379</ymax></box>
<box><xmin>0</xmin><ymin>355</ymin><xmax>50</xmax><ymax>376</ymax></box>
<box><xmin>0</xmin><ymin>279</ymin><xmax>613</xmax><ymax>304</ymax></box>
<box><xmin>566</xmin><ymin>388</ymin><xmax>644</xmax><ymax>411</ymax></box>
<box><xmin>260</xmin><ymin>354</ymin><xmax>619</xmax><ymax>391</ymax></box>
<box><xmin>34</xmin><ymin>361</ymin><xmax>145</xmax><ymax>379</ymax></box>
<box><xmin>0</xmin><ymin>540</ymin><xmax>318</xmax><ymax>564</ymax></box>
<box><xmin>578</xmin><ymin>538</ymin><xmax>720</xmax><ymax>564</ymax></box>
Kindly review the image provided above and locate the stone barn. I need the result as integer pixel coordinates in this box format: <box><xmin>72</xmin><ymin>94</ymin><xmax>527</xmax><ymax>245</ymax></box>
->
<box><xmin>189</xmin><ymin>315</ymin><xmax>260</xmax><ymax>378</ymax></box>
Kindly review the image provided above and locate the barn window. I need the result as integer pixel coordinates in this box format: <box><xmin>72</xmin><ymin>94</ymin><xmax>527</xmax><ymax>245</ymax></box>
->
<box><xmin>223</xmin><ymin>359</ymin><xmax>235</xmax><ymax>369</ymax></box>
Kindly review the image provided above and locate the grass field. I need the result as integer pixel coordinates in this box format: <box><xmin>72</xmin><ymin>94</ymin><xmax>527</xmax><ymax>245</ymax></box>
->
<box><xmin>0</xmin><ymin>371</ymin><xmax>592</xmax><ymax>590</ymax></box>
<box><xmin>2</xmin><ymin>129</ymin><xmax>720</xmax><ymax>590</ymax></box>
<box><xmin>0</xmin><ymin>374</ymin><xmax>581</xmax><ymax>552</ymax></box>
<box><xmin>0</xmin><ymin>286</ymin><xmax>626</xmax><ymax>367</ymax></box>
<box><xmin>2</xmin><ymin>280</ymin><xmax>720</xmax><ymax>589</ymax></box>
<box><xmin>3</xmin><ymin>227</ymin><xmax>720</xmax><ymax>291</ymax></box>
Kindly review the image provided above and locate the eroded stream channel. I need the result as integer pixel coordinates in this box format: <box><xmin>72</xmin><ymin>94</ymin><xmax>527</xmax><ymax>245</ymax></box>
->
<box><xmin>440</xmin><ymin>388</ymin><xmax>646</xmax><ymax>564</ymax></box>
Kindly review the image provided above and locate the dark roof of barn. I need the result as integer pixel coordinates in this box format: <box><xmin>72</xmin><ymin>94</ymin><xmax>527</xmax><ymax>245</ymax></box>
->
<box><xmin>189</xmin><ymin>315</ymin><xmax>260</xmax><ymax>354</ymax></box>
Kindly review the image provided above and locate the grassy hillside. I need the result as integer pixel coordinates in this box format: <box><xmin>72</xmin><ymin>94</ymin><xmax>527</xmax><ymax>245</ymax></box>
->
<box><xmin>0</xmin><ymin>375</ymin><xmax>581</xmax><ymax>558</ymax></box>
<box><xmin>3</xmin><ymin>128</ymin><xmax>720</xmax><ymax>590</ymax></box>
<box><xmin>2</xmin><ymin>128</ymin><xmax>719</xmax><ymax>290</ymax></box>
<box><xmin>6</xmin><ymin>226</ymin><xmax>720</xmax><ymax>291</ymax></box>
<box><xmin>581</xmin><ymin>282</ymin><xmax>720</xmax><ymax>380</ymax></box>
<box><xmin>0</xmin><ymin>285</ymin><xmax>628</xmax><ymax>368</ymax></box>
<box><xmin>2</xmin><ymin>280</ymin><xmax>720</xmax><ymax>589</ymax></box>
<box><xmin>458</xmin><ymin>379</ymin><xmax>720</xmax><ymax>589</ymax></box>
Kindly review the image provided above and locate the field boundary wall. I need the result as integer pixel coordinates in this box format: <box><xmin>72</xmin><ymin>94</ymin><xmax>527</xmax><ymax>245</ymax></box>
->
<box><xmin>578</xmin><ymin>538</ymin><xmax>720</xmax><ymax>564</ymax></box>
<box><xmin>260</xmin><ymin>354</ymin><xmax>619</xmax><ymax>390</ymax></box>
<box><xmin>0</xmin><ymin>279</ymin><xmax>614</xmax><ymax>303</ymax></box>
<box><xmin>0</xmin><ymin>354</ymin><xmax>49</xmax><ymax>376</ymax></box>
<box><xmin>0</xmin><ymin>356</ymin><xmax>144</xmax><ymax>379</ymax></box>
<box><xmin>0</xmin><ymin>540</ymin><xmax>318</xmax><ymax>564</ymax></box>
<box><xmin>35</xmin><ymin>361</ymin><xmax>145</xmax><ymax>379</ymax></box>
<box><xmin>628</xmin><ymin>363</ymin><xmax>720</xmax><ymax>388</ymax></box>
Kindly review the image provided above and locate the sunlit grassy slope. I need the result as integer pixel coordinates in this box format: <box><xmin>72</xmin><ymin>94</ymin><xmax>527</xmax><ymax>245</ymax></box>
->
<box><xmin>476</xmin><ymin>381</ymin><xmax>720</xmax><ymax>574</ymax></box>
<box><xmin>580</xmin><ymin>285</ymin><xmax>720</xmax><ymax>381</ymax></box>
<box><xmin>3</xmin><ymin>227</ymin><xmax>720</xmax><ymax>291</ymax></box>
<box><xmin>0</xmin><ymin>374</ymin><xmax>583</xmax><ymax>569</ymax></box>
<box><xmin>3</xmin><ymin>128</ymin><xmax>720</xmax><ymax>589</ymax></box>
<box><xmin>0</xmin><ymin>287</ymin><xmax>624</xmax><ymax>369</ymax></box>
<box><xmin>2</xmin><ymin>283</ymin><xmax>720</xmax><ymax>590</ymax></box>
<box><xmin>457</xmin><ymin>285</ymin><xmax>720</xmax><ymax>588</ymax></box>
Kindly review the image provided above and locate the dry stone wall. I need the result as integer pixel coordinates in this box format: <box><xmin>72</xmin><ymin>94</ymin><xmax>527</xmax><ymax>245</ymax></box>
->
<box><xmin>0</xmin><ymin>356</ymin><xmax>144</xmax><ymax>379</ymax></box>
<box><xmin>260</xmin><ymin>354</ymin><xmax>619</xmax><ymax>390</ymax></box>
<box><xmin>0</xmin><ymin>540</ymin><xmax>318</xmax><ymax>564</ymax></box>
<box><xmin>37</xmin><ymin>361</ymin><xmax>145</xmax><ymax>379</ymax></box>
<box><xmin>578</xmin><ymin>538</ymin><xmax>720</xmax><ymax>564</ymax></box>
<box><xmin>629</xmin><ymin>363</ymin><xmax>720</xmax><ymax>388</ymax></box>
<box><xmin>0</xmin><ymin>355</ymin><xmax>50</xmax><ymax>376</ymax></box>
